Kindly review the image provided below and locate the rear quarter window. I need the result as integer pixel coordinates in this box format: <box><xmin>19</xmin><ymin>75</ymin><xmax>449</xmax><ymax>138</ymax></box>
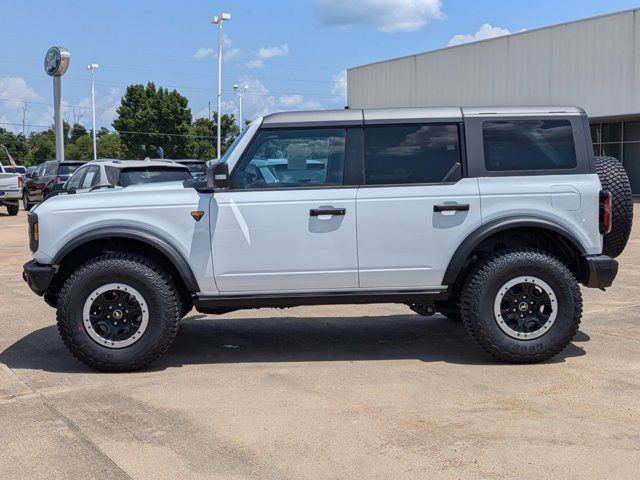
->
<box><xmin>483</xmin><ymin>120</ymin><xmax>577</xmax><ymax>171</ymax></box>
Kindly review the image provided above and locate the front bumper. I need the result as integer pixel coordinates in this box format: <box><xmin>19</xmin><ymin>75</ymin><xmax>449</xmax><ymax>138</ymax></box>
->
<box><xmin>22</xmin><ymin>260</ymin><xmax>57</xmax><ymax>296</ymax></box>
<box><xmin>584</xmin><ymin>255</ymin><xmax>618</xmax><ymax>289</ymax></box>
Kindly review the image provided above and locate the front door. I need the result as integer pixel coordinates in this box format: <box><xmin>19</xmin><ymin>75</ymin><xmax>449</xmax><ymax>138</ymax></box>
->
<box><xmin>211</xmin><ymin>127</ymin><xmax>358</xmax><ymax>293</ymax></box>
<box><xmin>356</xmin><ymin>123</ymin><xmax>482</xmax><ymax>288</ymax></box>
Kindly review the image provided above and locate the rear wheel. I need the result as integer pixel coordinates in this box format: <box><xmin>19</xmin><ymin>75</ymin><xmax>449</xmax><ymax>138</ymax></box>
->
<box><xmin>6</xmin><ymin>204</ymin><xmax>18</xmax><ymax>216</ymax></box>
<box><xmin>594</xmin><ymin>156</ymin><xmax>633</xmax><ymax>258</ymax></box>
<box><xmin>22</xmin><ymin>192</ymin><xmax>31</xmax><ymax>211</ymax></box>
<box><xmin>57</xmin><ymin>253</ymin><xmax>181</xmax><ymax>371</ymax></box>
<box><xmin>460</xmin><ymin>250</ymin><xmax>582</xmax><ymax>363</ymax></box>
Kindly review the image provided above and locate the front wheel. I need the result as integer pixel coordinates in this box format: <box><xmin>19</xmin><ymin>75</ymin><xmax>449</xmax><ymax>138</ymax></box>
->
<box><xmin>57</xmin><ymin>253</ymin><xmax>181</xmax><ymax>371</ymax></box>
<box><xmin>460</xmin><ymin>250</ymin><xmax>582</xmax><ymax>363</ymax></box>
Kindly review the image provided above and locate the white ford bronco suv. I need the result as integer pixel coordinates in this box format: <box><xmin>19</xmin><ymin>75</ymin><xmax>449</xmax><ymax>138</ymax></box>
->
<box><xmin>23</xmin><ymin>107</ymin><xmax>633</xmax><ymax>371</ymax></box>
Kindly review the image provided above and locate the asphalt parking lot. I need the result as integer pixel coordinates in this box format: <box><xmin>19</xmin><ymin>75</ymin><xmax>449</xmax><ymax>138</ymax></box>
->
<box><xmin>1</xmin><ymin>207</ymin><xmax>639</xmax><ymax>479</ymax></box>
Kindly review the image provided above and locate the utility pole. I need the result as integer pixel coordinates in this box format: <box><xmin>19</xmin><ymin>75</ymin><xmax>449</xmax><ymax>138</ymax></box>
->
<box><xmin>87</xmin><ymin>63</ymin><xmax>99</xmax><ymax>160</ymax></box>
<box><xmin>211</xmin><ymin>12</ymin><xmax>231</xmax><ymax>160</ymax></box>
<box><xmin>233</xmin><ymin>84</ymin><xmax>249</xmax><ymax>131</ymax></box>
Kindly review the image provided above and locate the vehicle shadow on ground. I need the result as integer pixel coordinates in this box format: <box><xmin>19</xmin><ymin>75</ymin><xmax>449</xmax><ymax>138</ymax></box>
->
<box><xmin>0</xmin><ymin>313</ymin><xmax>587</xmax><ymax>373</ymax></box>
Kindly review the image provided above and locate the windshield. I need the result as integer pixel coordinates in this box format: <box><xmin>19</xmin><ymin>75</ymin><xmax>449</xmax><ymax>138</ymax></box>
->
<box><xmin>119</xmin><ymin>168</ymin><xmax>192</xmax><ymax>187</ymax></box>
<box><xmin>59</xmin><ymin>164</ymin><xmax>82</xmax><ymax>176</ymax></box>
<box><xmin>219</xmin><ymin>126</ymin><xmax>252</xmax><ymax>164</ymax></box>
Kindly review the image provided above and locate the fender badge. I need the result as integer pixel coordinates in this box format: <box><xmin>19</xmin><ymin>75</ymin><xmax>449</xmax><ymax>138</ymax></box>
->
<box><xmin>191</xmin><ymin>211</ymin><xmax>205</xmax><ymax>222</ymax></box>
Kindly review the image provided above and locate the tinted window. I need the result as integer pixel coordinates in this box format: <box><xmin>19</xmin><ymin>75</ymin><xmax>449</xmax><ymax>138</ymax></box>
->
<box><xmin>4</xmin><ymin>167</ymin><xmax>26</xmax><ymax>174</ymax></box>
<box><xmin>182</xmin><ymin>162</ymin><xmax>207</xmax><ymax>173</ymax></box>
<box><xmin>483</xmin><ymin>120</ymin><xmax>577</xmax><ymax>171</ymax></box>
<box><xmin>364</xmin><ymin>125</ymin><xmax>461</xmax><ymax>185</ymax></box>
<box><xmin>119</xmin><ymin>168</ymin><xmax>192</xmax><ymax>187</ymax></box>
<box><xmin>104</xmin><ymin>166</ymin><xmax>119</xmax><ymax>186</ymax></box>
<box><xmin>43</xmin><ymin>163</ymin><xmax>57</xmax><ymax>176</ymax></box>
<box><xmin>64</xmin><ymin>168</ymin><xmax>86</xmax><ymax>190</ymax></box>
<box><xmin>233</xmin><ymin>129</ymin><xmax>346</xmax><ymax>189</ymax></box>
<box><xmin>81</xmin><ymin>166</ymin><xmax>100</xmax><ymax>188</ymax></box>
<box><xmin>59</xmin><ymin>164</ymin><xmax>82</xmax><ymax>175</ymax></box>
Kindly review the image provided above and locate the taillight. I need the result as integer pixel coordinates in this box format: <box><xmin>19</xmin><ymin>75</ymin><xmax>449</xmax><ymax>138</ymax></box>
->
<box><xmin>599</xmin><ymin>190</ymin><xmax>612</xmax><ymax>235</ymax></box>
<box><xmin>18</xmin><ymin>176</ymin><xmax>23</xmax><ymax>188</ymax></box>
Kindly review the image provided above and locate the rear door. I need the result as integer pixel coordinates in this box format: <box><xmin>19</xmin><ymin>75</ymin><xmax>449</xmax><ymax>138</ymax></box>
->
<box><xmin>211</xmin><ymin>127</ymin><xmax>359</xmax><ymax>293</ymax></box>
<box><xmin>356</xmin><ymin>122</ymin><xmax>481</xmax><ymax>288</ymax></box>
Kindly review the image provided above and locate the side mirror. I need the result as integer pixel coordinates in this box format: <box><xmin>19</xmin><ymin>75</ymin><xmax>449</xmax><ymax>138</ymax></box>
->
<box><xmin>211</xmin><ymin>161</ymin><xmax>230</xmax><ymax>189</ymax></box>
<box><xmin>192</xmin><ymin>162</ymin><xmax>230</xmax><ymax>193</ymax></box>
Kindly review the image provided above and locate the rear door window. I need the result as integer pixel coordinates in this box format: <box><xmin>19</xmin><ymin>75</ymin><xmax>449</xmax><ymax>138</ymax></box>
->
<box><xmin>482</xmin><ymin>120</ymin><xmax>577</xmax><ymax>171</ymax></box>
<box><xmin>363</xmin><ymin>125</ymin><xmax>462</xmax><ymax>185</ymax></box>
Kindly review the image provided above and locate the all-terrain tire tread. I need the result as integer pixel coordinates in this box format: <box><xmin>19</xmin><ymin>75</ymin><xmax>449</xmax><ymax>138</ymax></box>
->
<box><xmin>460</xmin><ymin>249</ymin><xmax>582</xmax><ymax>363</ymax></box>
<box><xmin>594</xmin><ymin>156</ymin><xmax>633</xmax><ymax>258</ymax></box>
<box><xmin>56</xmin><ymin>253</ymin><xmax>181</xmax><ymax>371</ymax></box>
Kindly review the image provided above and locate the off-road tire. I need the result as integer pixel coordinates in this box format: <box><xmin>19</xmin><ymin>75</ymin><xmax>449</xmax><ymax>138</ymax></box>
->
<box><xmin>594</xmin><ymin>156</ymin><xmax>633</xmax><ymax>258</ymax></box>
<box><xmin>6</xmin><ymin>204</ymin><xmax>18</xmax><ymax>216</ymax></box>
<box><xmin>460</xmin><ymin>249</ymin><xmax>582</xmax><ymax>363</ymax></box>
<box><xmin>57</xmin><ymin>253</ymin><xmax>181</xmax><ymax>371</ymax></box>
<box><xmin>22</xmin><ymin>192</ymin><xmax>31</xmax><ymax>211</ymax></box>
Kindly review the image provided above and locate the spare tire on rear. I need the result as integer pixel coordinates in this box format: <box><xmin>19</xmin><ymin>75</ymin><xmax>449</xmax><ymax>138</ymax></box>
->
<box><xmin>594</xmin><ymin>156</ymin><xmax>633</xmax><ymax>258</ymax></box>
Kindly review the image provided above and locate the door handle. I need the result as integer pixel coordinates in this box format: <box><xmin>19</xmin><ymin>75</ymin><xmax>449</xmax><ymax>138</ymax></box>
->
<box><xmin>433</xmin><ymin>204</ymin><xmax>470</xmax><ymax>213</ymax></box>
<box><xmin>310</xmin><ymin>208</ymin><xmax>346</xmax><ymax>217</ymax></box>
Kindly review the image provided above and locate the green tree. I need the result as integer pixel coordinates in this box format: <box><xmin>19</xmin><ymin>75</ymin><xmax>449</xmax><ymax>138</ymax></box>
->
<box><xmin>69</xmin><ymin>123</ymin><xmax>88</xmax><ymax>143</ymax></box>
<box><xmin>25</xmin><ymin>129</ymin><xmax>56</xmax><ymax>164</ymax></box>
<box><xmin>113</xmin><ymin>82</ymin><xmax>192</xmax><ymax>159</ymax></box>
<box><xmin>186</xmin><ymin>114</ymin><xmax>239</xmax><ymax>159</ymax></box>
<box><xmin>0</xmin><ymin>128</ymin><xmax>28</xmax><ymax>164</ymax></box>
<box><xmin>65</xmin><ymin>135</ymin><xmax>93</xmax><ymax>160</ymax></box>
<box><xmin>98</xmin><ymin>132</ymin><xmax>125</xmax><ymax>158</ymax></box>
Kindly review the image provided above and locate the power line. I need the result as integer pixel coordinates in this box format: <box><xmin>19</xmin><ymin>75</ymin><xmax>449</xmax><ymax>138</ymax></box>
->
<box><xmin>0</xmin><ymin>121</ymin><xmax>216</xmax><ymax>139</ymax></box>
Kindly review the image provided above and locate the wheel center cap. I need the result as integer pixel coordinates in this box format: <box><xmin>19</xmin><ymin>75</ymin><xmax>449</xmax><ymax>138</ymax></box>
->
<box><xmin>112</xmin><ymin>309</ymin><xmax>123</xmax><ymax>320</ymax></box>
<box><xmin>518</xmin><ymin>302</ymin><xmax>529</xmax><ymax>312</ymax></box>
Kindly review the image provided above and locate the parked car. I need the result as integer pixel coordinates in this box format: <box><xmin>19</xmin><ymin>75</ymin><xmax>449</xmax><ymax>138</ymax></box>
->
<box><xmin>173</xmin><ymin>159</ymin><xmax>207</xmax><ymax>179</ymax></box>
<box><xmin>23</xmin><ymin>160</ymin><xmax>84</xmax><ymax>209</ymax></box>
<box><xmin>23</xmin><ymin>106</ymin><xmax>633</xmax><ymax>371</ymax></box>
<box><xmin>0</xmin><ymin>162</ymin><xmax>22</xmax><ymax>215</ymax></box>
<box><xmin>54</xmin><ymin>159</ymin><xmax>193</xmax><ymax>196</ymax></box>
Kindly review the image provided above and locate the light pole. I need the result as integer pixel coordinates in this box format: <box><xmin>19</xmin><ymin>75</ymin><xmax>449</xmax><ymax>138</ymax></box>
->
<box><xmin>44</xmin><ymin>46</ymin><xmax>71</xmax><ymax>161</ymax></box>
<box><xmin>233</xmin><ymin>84</ymin><xmax>249</xmax><ymax>131</ymax></box>
<box><xmin>211</xmin><ymin>12</ymin><xmax>231</xmax><ymax>161</ymax></box>
<box><xmin>86</xmin><ymin>63</ymin><xmax>99</xmax><ymax>160</ymax></box>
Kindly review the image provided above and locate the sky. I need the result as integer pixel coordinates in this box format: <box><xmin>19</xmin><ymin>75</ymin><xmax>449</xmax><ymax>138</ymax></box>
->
<box><xmin>1</xmin><ymin>0</ymin><xmax>640</xmax><ymax>135</ymax></box>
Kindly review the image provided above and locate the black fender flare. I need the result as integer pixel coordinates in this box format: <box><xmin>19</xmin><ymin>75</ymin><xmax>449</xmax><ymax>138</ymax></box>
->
<box><xmin>51</xmin><ymin>226</ymin><xmax>200</xmax><ymax>292</ymax></box>
<box><xmin>441</xmin><ymin>216</ymin><xmax>588</xmax><ymax>285</ymax></box>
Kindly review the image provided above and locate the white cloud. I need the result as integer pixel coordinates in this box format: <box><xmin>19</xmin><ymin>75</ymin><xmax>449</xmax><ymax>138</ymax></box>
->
<box><xmin>245</xmin><ymin>59</ymin><xmax>266</xmax><ymax>69</ymax></box>
<box><xmin>77</xmin><ymin>86</ymin><xmax>122</xmax><ymax>129</ymax></box>
<box><xmin>245</xmin><ymin>44</ymin><xmax>290</xmax><ymax>68</ymax></box>
<box><xmin>278</xmin><ymin>94</ymin><xmax>304</xmax><ymax>107</ymax></box>
<box><xmin>0</xmin><ymin>77</ymin><xmax>42</xmax><ymax>133</ymax></box>
<box><xmin>193</xmin><ymin>47</ymin><xmax>215</xmax><ymax>59</ymax></box>
<box><xmin>194</xmin><ymin>35</ymin><xmax>240</xmax><ymax>60</ymax></box>
<box><xmin>331</xmin><ymin>69</ymin><xmax>347</xmax><ymax>103</ymax></box>
<box><xmin>447</xmin><ymin>23</ymin><xmax>512</xmax><ymax>47</ymax></box>
<box><xmin>258</xmin><ymin>44</ymin><xmax>289</xmax><ymax>59</ymax></box>
<box><xmin>314</xmin><ymin>0</ymin><xmax>443</xmax><ymax>33</ymax></box>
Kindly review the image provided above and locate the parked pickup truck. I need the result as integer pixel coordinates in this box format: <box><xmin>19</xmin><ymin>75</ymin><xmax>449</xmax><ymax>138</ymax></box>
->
<box><xmin>23</xmin><ymin>106</ymin><xmax>633</xmax><ymax>371</ymax></box>
<box><xmin>0</xmin><ymin>162</ymin><xmax>21</xmax><ymax>215</ymax></box>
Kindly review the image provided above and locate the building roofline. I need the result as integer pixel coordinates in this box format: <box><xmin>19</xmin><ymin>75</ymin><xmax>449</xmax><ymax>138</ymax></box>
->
<box><xmin>348</xmin><ymin>7</ymin><xmax>640</xmax><ymax>72</ymax></box>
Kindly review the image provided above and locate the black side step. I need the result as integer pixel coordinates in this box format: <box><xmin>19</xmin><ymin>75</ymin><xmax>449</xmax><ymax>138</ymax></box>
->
<box><xmin>193</xmin><ymin>289</ymin><xmax>449</xmax><ymax>312</ymax></box>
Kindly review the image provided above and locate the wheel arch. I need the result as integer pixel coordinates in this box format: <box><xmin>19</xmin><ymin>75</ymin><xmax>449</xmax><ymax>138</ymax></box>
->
<box><xmin>46</xmin><ymin>227</ymin><xmax>200</xmax><ymax>307</ymax></box>
<box><xmin>442</xmin><ymin>216</ymin><xmax>588</xmax><ymax>286</ymax></box>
